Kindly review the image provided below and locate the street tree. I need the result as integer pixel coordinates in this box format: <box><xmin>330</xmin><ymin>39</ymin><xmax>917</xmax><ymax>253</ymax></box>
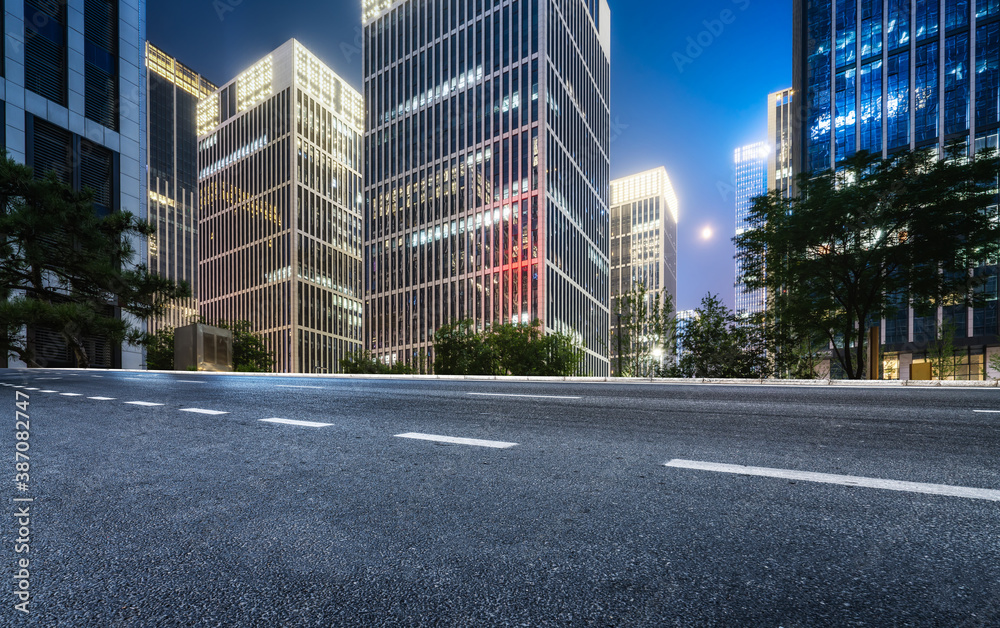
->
<box><xmin>0</xmin><ymin>155</ymin><xmax>189</xmax><ymax>367</ymax></box>
<box><xmin>735</xmin><ymin>146</ymin><xmax>1000</xmax><ymax>379</ymax></box>
<box><xmin>610</xmin><ymin>283</ymin><xmax>676</xmax><ymax>377</ymax></box>
<box><xmin>671</xmin><ymin>293</ymin><xmax>768</xmax><ymax>378</ymax></box>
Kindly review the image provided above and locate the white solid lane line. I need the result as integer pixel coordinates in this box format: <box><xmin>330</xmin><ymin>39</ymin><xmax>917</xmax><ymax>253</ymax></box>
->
<box><xmin>395</xmin><ymin>432</ymin><xmax>518</xmax><ymax>449</ymax></box>
<box><xmin>124</xmin><ymin>401</ymin><xmax>164</xmax><ymax>407</ymax></box>
<box><xmin>467</xmin><ymin>392</ymin><xmax>581</xmax><ymax>400</ymax></box>
<box><xmin>275</xmin><ymin>385</ymin><xmax>326</xmax><ymax>390</ymax></box>
<box><xmin>88</xmin><ymin>397</ymin><xmax>116</xmax><ymax>400</ymax></box>
<box><xmin>179</xmin><ymin>408</ymin><xmax>229</xmax><ymax>415</ymax></box>
<box><xmin>665</xmin><ymin>459</ymin><xmax>1000</xmax><ymax>502</ymax></box>
<box><xmin>259</xmin><ymin>418</ymin><xmax>333</xmax><ymax>427</ymax></box>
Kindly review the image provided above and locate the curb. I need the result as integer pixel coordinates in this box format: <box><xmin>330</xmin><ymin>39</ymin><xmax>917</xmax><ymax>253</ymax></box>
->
<box><xmin>14</xmin><ymin>369</ymin><xmax>1000</xmax><ymax>388</ymax></box>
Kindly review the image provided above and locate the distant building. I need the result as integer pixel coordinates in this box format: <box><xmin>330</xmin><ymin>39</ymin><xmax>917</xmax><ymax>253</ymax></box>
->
<box><xmin>768</xmin><ymin>88</ymin><xmax>795</xmax><ymax>198</ymax></box>
<box><xmin>734</xmin><ymin>142</ymin><xmax>769</xmax><ymax>317</ymax></box>
<box><xmin>197</xmin><ymin>40</ymin><xmax>364</xmax><ymax>373</ymax></box>
<box><xmin>145</xmin><ymin>43</ymin><xmax>216</xmax><ymax>336</ymax></box>
<box><xmin>609</xmin><ymin>168</ymin><xmax>679</xmax><ymax>375</ymax></box>
<box><xmin>6</xmin><ymin>0</ymin><xmax>147</xmax><ymax>368</ymax></box>
<box><xmin>793</xmin><ymin>0</ymin><xmax>999</xmax><ymax>379</ymax></box>
<box><xmin>362</xmin><ymin>0</ymin><xmax>613</xmax><ymax>376</ymax></box>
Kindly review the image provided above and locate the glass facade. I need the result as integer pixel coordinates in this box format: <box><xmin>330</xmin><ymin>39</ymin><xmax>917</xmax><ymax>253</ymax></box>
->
<box><xmin>795</xmin><ymin>0</ymin><xmax>1000</xmax><ymax>376</ymax></box>
<box><xmin>6</xmin><ymin>1</ymin><xmax>145</xmax><ymax>369</ymax></box>
<box><xmin>362</xmin><ymin>0</ymin><xmax>612</xmax><ymax>375</ymax></box>
<box><xmin>198</xmin><ymin>41</ymin><xmax>364</xmax><ymax>373</ymax></box>
<box><xmin>609</xmin><ymin>168</ymin><xmax>678</xmax><ymax>374</ymax></box>
<box><xmin>734</xmin><ymin>142</ymin><xmax>769</xmax><ymax>317</ymax></box>
<box><xmin>146</xmin><ymin>43</ymin><xmax>216</xmax><ymax>336</ymax></box>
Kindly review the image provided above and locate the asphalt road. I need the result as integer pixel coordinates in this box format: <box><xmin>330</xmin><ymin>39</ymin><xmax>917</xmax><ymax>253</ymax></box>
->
<box><xmin>2</xmin><ymin>369</ymin><xmax>999</xmax><ymax>626</ymax></box>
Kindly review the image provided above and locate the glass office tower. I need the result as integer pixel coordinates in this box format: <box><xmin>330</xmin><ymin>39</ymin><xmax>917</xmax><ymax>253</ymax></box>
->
<box><xmin>769</xmin><ymin>88</ymin><xmax>795</xmax><ymax>198</ymax></box>
<box><xmin>197</xmin><ymin>40</ymin><xmax>365</xmax><ymax>373</ymax></box>
<box><xmin>734</xmin><ymin>142</ymin><xmax>769</xmax><ymax>317</ymax></box>
<box><xmin>4</xmin><ymin>0</ymin><xmax>146</xmax><ymax>369</ymax></box>
<box><xmin>362</xmin><ymin>0</ymin><xmax>613</xmax><ymax>375</ymax></box>
<box><xmin>609</xmin><ymin>168</ymin><xmax>678</xmax><ymax>374</ymax></box>
<box><xmin>794</xmin><ymin>0</ymin><xmax>999</xmax><ymax>379</ymax></box>
<box><xmin>146</xmin><ymin>43</ymin><xmax>216</xmax><ymax>336</ymax></box>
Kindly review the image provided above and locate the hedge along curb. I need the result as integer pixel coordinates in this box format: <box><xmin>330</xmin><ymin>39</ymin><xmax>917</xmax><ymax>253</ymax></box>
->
<box><xmin>19</xmin><ymin>368</ymin><xmax>1000</xmax><ymax>388</ymax></box>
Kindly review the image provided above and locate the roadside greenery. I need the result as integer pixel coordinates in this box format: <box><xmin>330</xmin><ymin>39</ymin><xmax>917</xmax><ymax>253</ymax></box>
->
<box><xmin>433</xmin><ymin>319</ymin><xmax>583</xmax><ymax>376</ymax></box>
<box><xmin>735</xmin><ymin>146</ymin><xmax>1000</xmax><ymax>379</ymax></box>
<box><xmin>610</xmin><ymin>284</ymin><xmax>676</xmax><ymax>377</ymax></box>
<box><xmin>0</xmin><ymin>154</ymin><xmax>188</xmax><ymax>367</ymax></box>
<box><xmin>142</xmin><ymin>320</ymin><xmax>276</xmax><ymax>372</ymax></box>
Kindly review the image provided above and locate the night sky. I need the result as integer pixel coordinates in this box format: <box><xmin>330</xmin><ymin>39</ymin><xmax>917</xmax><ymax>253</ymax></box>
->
<box><xmin>148</xmin><ymin>0</ymin><xmax>792</xmax><ymax>312</ymax></box>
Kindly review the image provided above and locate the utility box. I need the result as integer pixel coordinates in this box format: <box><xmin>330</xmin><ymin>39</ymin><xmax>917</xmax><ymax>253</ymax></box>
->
<box><xmin>910</xmin><ymin>361</ymin><xmax>932</xmax><ymax>381</ymax></box>
<box><xmin>174</xmin><ymin>323</ymin><xmax>233</xmax><ymax>372</ymax></box>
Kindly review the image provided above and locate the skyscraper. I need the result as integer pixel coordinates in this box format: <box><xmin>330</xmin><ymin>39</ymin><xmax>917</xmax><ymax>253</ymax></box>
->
<box><xmin>734</xmin><ymin>142</ymin><xmax>769</xmax><ymax>317</ymax></box>
<box><xmin>768</xmin><ymin>88</ymin><xmax>795</xmax><ymax>198</ymax></box>
<box><xmin>609</xmin><ymin>167</ymin><xmax>678</xmax><ymax>374</ymax></box>
<box><xmin>362</xmin><ymin>0</ymin><xmax>613</xmax><ymax>375</ymax></box>
<box><xmin>5</xmin><ymin>0</ymin><xmax>147</xmax><ymax>369</ymax></box>
<box><xmin>794</xmin><ymin>0</ymin><xmax>999</xmax><ymax>379</ymax></box>
<box><xmin>197</xmin><ymin>40</ymin><xmax>365</xmax><ymax>373</ymax></box>
<box><xmin>146</xmin><ymin>43</ymin><xmax>216</xmax><ymax>336</ymax></box>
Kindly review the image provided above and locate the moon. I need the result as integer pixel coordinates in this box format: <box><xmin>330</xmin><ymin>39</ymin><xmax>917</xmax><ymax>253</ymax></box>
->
<box><xmin>701</xmin><ymin>226</ymin><xmax>713</xmax><ymax>240</ymax></box>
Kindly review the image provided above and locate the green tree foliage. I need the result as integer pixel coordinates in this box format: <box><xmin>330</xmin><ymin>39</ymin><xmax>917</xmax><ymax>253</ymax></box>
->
<box><xmin>144</xmin><ymin>327</ymin><xmax>175</xmax><ymax>371</ymax></box>
<box><xmin>340</xmin><ymin>351</ymin><xmax>416</xmax><ymax>375</ymax></box>
<box><xmin>610</xmin><ymin>284</ymin><xmax>676</xmax><ymax>377</ymax></box>
<box><xmin>667</xmin><ymin>294</ymin><xmax>769</xmax><ymax>378</ymax></box>
<box><xmin>433</xmin><ymin>319</ymin><xmax>582</xmax><ymax>376</ymax></box>
<box><xmin>928</xmin><ymin>318</ymin><xmax>959</xmax><ymax>380</ymax></box>
<box><xmin>143</xmin><ymin>320</ymin><xmax>276</xmax><ymax>372</ymax></box>
<box><xmin>212</xmin><ymin>320</ymin><xmax>276</xmax><ymax>372</ymax></box>
<box><xmin>735</xmin><ymin>146</ymin><xmax>1000</xmax><ymax>379</ymax></box>
<box><xmin>0</xmin><ymin>156</ymin><xmax>189</xmax><ymax>367</ymax></box>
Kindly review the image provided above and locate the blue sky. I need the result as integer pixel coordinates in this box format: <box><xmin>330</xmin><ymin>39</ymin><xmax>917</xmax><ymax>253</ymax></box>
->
<box><xmin>149</xmin><ymin>0</ymin><xmax>792</xmax><ymax>312</ymax></box>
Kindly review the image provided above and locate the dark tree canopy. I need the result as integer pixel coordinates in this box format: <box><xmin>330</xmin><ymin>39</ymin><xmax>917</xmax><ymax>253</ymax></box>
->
<box><xmin>0</xmin><ymin>154</ymin><xmax>189</xmax><ymax>367</ymax></box>
<box><xmin>735</xmin><ymin>146</ymin><xmax>1000</xmax><ymax>379</ymax></box>
<box><xmin>434</xmin><ymin>319</ymin><xmax>583</xmax><ymax>376</ymax></box>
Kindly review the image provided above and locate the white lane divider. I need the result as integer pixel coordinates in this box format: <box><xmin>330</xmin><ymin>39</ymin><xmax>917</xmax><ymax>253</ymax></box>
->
<box><xmin>665</xmin><ymin>459</ymin><xmax>1000</xmax><ymax>502</ymax></box>
<box><xmin>275</xmin><ymin>385</ymin><xmax>326</xmax><ymax>390</ymax></box>
<box><xmin>124</xmin><ymin>401</ymin><xmax>164</xmax><ymax>407</ymax></box>
<box><xmin>39</xmin><ymin>390</ymin><xmax>58</xmax><ymax>393</ymax></box>
<box><xmin>259</xmin><ymin>418</ymin><xmax>333</xmax><ymax>428</ymax></box>
<box><xmin>973</xmin><ymin>410</ymin><xmax>1000</xmax><ymax>413</ymax></box>
<box><xmin>23</xmin><ymin>388</ymin><xmax>39</xmax><ymax>391</ymax></box>
<box><xmin>88</xmin><ymin>397</ymin><xmax>116</xmax><ymax>401</ymax></box>
<box><xmin>395</xmin><ymin>432</ymin><xmax>518</xmax><ymax>449</ymax></box>
<box><xmin>180</xmin><ymin>408</ymin><xmax>229</xmax><ymax>415</ymax></box>
<box><xmin>177</xmin><ymin>380</ymin><xmax>206</xmax><ymax>384</ymax></box>
<box><xmin>59</xmin><ymin>393</ymin><xmax>82</xmax><ymax>397</ymax></box>
<box><xmin>467</xmin><ymin>392</ymin><xmax>581</xmax><ymax>400</ymax></box>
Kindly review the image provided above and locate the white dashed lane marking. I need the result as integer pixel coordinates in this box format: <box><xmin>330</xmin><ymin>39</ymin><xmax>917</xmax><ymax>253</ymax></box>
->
<box><xmin>180</xmin><ymin>408</ymin><xmax>229</xmax><ymax>415</ymax></box>
<box><xmin>664</xmin><ymin>459</ymin><xmax>1000</xmax><ymax>502</ymax></box>
<box><xmin>39</xmin><ymin>390</ymin><xmax>58</xmax><ymax>393</ymax></box>
<box><xmin>124</xmin><ymin>401</ymin><xmax>164</xmax><ymax>407</ymax></box>
<box><xmin>88</xmin><ymin>397</ymin><xmax>116</xmax><ymax>401</ymax></box>
<box><xmin>59</xmin><ymin>393</ymin><xmax>82</xmax><ymax>397</ymax></box>
<box><xmin>275</xmin><ymin>385</ymin><xmax>325</xmax><ymax>390</ymax></box>
<box><xmin>973</xmin><ymin>410</ymin><xmax>1000</xmax><ymax>413</ymax></box>
<box><xmin>259</xmin><ymin>418</ymin><xmax>333</xmax><ymax>427</ymax></box>
<box><xmin>395</xmin><ymin>432</ymin><xmax>518</xmax><ymax>449</ymax></box>
<box><xmin>176</xmin><ymin>380</ymin><xmax>206</xmax><ymax>384</ymax></box>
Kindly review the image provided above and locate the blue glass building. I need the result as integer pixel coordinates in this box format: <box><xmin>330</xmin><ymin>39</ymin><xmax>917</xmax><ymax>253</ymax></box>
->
<box><xmin>734</xmin><ymin>142</ymin><xmax>769</xmax><ymax>317</ymax></box>
<box><xmin>794</xmin><ymin>0</ymin><xmax>1000</xmax><ymax>379</ymax></box>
